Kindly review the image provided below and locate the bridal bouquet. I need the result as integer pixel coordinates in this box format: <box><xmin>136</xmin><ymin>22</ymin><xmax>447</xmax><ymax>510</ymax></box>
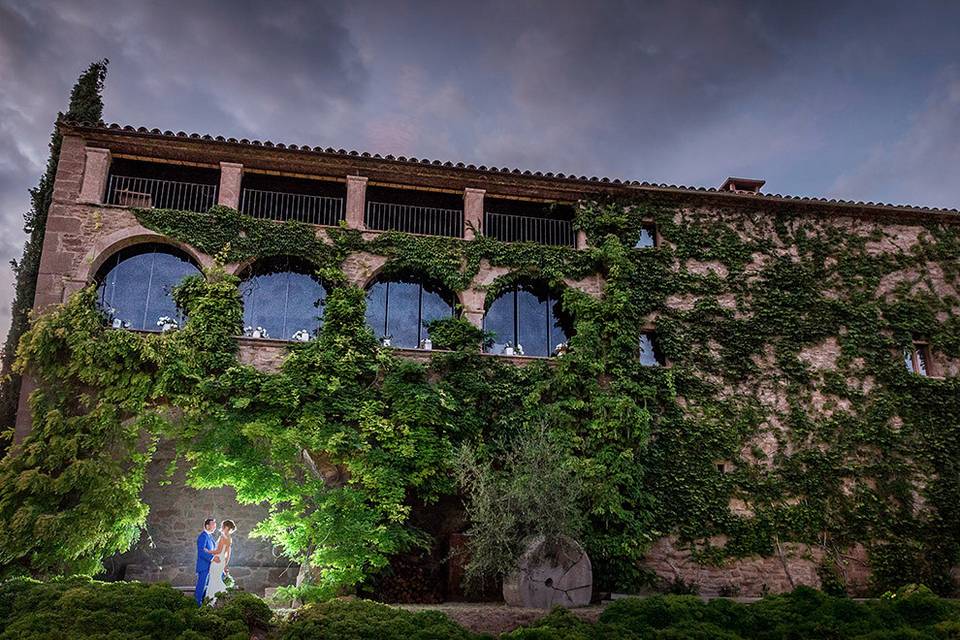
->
<box><xmin>222</xmin><ymin>572</ymin><xmax>236</xmax><ymax>589</ymax></box>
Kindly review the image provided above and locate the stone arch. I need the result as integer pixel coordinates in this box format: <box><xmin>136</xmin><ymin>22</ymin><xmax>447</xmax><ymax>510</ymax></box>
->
<box><xmin>81</xmin><ymin>228</ymin><xmax>212</xmax><ymax>284</ymax></box>
<box><xmin>482</xmin><ymin>273</ymin><xmax>573</xmax><ymax>357</ymax></box>
<box><xmin>93</xmin><ymin>241</ymin><xmax>203</xmax><ymax>332</ymax></box>
<box><xmin>363</xmin><ymin>269</ymin><xmax>460</xmax><ymax>349</ymax></box>
<box><xmin>236</xmin><ymin>255</ymin><xmax>329</xmax><ymax>342</ymax></box>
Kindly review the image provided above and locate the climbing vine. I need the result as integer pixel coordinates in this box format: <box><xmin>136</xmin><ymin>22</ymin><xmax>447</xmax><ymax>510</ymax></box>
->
<box><xmin>1</xmin><ymin>197</ymin><xmax>959</xmax><ymax>598</ymax></box>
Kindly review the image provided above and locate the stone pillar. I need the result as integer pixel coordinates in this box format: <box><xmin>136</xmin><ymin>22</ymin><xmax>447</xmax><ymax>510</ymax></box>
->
<box><xmin>463</xmin><ymin>188</ymin><xmax>485</xmax><ymax>240</ymax></box>
<box><xmin>51</xmin><ymin>134</ymin><xmax>87</xmax><ymax>205</ymax></box>
<box><xmin>78</xmin><ymin>147</ymin><xmax>111</xmax><ymax>204</ymax></box>
<box><xmin>13</xmin><ymin>376</ymin><xmax>36</xmax><ymax>444</ymax></box>
<box><xmin>576</xmin><ymin>229</ymin><xmax>588</xmax><ymax>249</ymax></box>
<box><xmin>218</xmin><ymin>162</ymin><xmax>243</xmax><ymax>209</ymax></box>
<box><xmin>16</xmin><ymin>135</ymin><xmax>88</xmax><ymax>442</ymax></box>
<box><xmin>345</xmin><ymin>175</ymin><xmax>368</xmax><ymax>230</ymax></box>
<box><xmin>460</xmin><ymin>288</ymin><xmax>486</xmax><ymax>331</ymax></box>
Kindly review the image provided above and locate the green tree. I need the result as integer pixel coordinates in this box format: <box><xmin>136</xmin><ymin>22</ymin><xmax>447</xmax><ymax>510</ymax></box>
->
<box><xmin>0</xmin><ymin>59</ymin><xmax>108</xmax><ymax>452</ymax></box>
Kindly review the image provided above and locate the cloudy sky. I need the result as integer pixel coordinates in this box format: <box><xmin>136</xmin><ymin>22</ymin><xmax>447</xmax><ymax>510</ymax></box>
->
<box><xmin>2</xmin><ymin>0</ymin><xmax>960</xmax><ymax>338</ymax></box>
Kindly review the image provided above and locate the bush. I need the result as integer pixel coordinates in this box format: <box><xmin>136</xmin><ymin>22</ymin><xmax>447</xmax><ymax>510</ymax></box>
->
<box><xmin>599</xmin><ymin>586</ymin><xmax>960</xmax><ymax>640</ymax></box>
<box><xmin>0</xmin><ymin>576</ymin><xmax>270</xmax><ymax>640</ymax></box>
<box><xmin>5</xmin><ymin>579</ymin><xmax>960</xmax><ymax>640</ymax></box>
<box><xmin>277</xmin><ymin>598</ymin><xmax>486</xmax><ymax>639</ymax></box>
<box><xmin>455</xmin><ymin>424</ymin><xmax>586</xmax><ymax>592</ymax></box>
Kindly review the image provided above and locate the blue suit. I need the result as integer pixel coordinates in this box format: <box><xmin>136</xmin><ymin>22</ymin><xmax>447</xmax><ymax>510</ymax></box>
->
<box><xmin>194</xmin><ymin>530</ymin><xmax>216</xmax><ymax>606</ymax></box>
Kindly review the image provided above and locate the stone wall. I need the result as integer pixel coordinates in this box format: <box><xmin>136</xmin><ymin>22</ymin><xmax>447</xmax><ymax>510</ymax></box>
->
<box><xmin>112</xmin><ymin>445</ymin><xmax>295</xmax><ymax>596</ymax></box>
<box><xmin>17</xmin><ymin>130</ymin><xmax>960</xmax><ymax>598</ymax></box>
<box><xmin>638</xmin><ymin>537</ymin><xmax>873</xmax><ymax>597</ymax></box>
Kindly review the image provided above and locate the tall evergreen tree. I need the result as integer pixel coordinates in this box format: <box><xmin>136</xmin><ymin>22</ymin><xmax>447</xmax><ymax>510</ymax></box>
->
<box><xmin>0</xmin><ymin>60</ymin><xmax>108</xmax><ymax>448</ymax></box>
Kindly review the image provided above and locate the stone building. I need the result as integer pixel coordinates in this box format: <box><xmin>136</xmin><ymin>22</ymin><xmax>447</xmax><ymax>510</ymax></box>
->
<box><xmin>16</xmin><ymin>120</ymin><xmax>960</xmax><ymax>597</ymax></box>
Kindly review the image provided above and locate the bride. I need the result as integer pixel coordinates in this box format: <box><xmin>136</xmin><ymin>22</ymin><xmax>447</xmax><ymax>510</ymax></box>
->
<box><xmin>205</xmin><ymin>519</ymin><xmax>236</xmax><ymax>605</ymax></box>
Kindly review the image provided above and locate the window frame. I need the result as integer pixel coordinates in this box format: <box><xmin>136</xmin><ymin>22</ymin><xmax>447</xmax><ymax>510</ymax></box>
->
<box><xmin>483</xmin><ymin>282</ymin><xmax>572</xmax><ymax>357</ymax></box>
<box><xmin>238</xmin><ymin>256</ymin><xmax>327</xmax><ymax>342</ymax></box>
<box><xmin>639</xmin><ymin>329</ymin><xmax>665</xmax><ymax>367</ymax></box>
<box><xmin>904</xmin><ymin>340</ymin><xmax>934</xmax><ymax>377</ymax></box>
<box><xmin>634</xmin><ymin>222</ymin><xmax>659</xmax><ymax>249</ymax></box>
<box><xmin>96</xmin><ymin>243</ymin><xmax>200</xmax><ymax>332</ymax></box>
<box><xmin>365</xmin><ymin>277</ymin><xmax>455</xmax><ymax>349</ymax></box>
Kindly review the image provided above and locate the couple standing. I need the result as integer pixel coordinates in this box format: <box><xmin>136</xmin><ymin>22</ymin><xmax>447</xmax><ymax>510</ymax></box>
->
<box><xmin>194</xmin><ymin>517</ymin><xmax>236</xmax><ymax>606</ymax></box>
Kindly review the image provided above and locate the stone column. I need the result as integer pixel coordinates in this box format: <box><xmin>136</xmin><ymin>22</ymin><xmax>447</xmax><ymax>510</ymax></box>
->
<box><xmin>218</xmin><ymin>162</ymin><xmax>243</xmax><ymax>209</ymax></box>
<box><xmin>16</xmin><ymin>135</ymin><xmax>88</xmax><ymax>442</ymax></box>
<box><xmin>13</xmin><ymin>377</ymin><xmax>36</xmax><ymax>444</ymax></box>
<box><xmin>460</xmin><ymin>288</ymin><xmax>486</xmax><ymax>331</ymax></box>
<box><xmin>463</xmin><ymin>188</ymin><xmax>485</xmax><ymax>240</ymax></box>
<box><xmin>345</xmin><ymin>175</ymin><xmax>368</xmax><ymax>230</ymax></box>
<box><xmin>576</xmin><ymin>229</ymin><xmax>588</xmax><ymax>249</ymax></box>
<box><xmin>78</xmin><ymin>147</ymin><xmax>111</xmax><ymax>204</ymax></box>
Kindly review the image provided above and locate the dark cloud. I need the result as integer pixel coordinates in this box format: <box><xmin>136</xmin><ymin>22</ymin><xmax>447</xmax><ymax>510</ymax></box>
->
<box><xmin>2</xmin><ymin>0</ymin><xmax>960</xmax><ymax>340</ymax></box>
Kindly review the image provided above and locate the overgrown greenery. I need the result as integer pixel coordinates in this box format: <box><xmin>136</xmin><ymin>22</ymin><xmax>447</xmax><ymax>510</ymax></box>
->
<box><xmin>4</xmin><ymin>578</ymin><xmax>960</xmax><ymax>639</ymax></box>
<box><xmin>509</xmin><ymin>584</ymin><xmax>960</xmax><ymax>639</ymax></box>
<box><xmin>0</xmin><ymin>576</ymin><xmax>272</xmax><ymax>640</ymax></box>
<box><xmin>1</xmin><ymin>190</ymin><xmax>960</xmax><ymax>598</ymax></box>
<box><xmin>455</xmin><ymin>424</ymin><xmax>586</xmax><ymax>591</ymax></box>
<box><xmin>0</xmin><ymin>60</ymin><xmax>109</xmax><ymax>453</ymax></box>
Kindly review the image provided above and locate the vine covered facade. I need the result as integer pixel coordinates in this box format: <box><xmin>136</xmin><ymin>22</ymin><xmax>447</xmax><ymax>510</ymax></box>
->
<box><xmin>2</xmin><ymin>120</ymin><xmax>959</xmax><ymax>600</ymax></box>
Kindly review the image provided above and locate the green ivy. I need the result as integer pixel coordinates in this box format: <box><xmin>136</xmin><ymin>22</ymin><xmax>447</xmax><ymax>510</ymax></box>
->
<box><xmin>2</xmin><ymin>197</ymin><xmax>960</xmax><ymax>598</ymax></box>
<box><xmin>0</xmin><ymin>59</ymin><xmax>109</xmax><ymax>453</ymax></box>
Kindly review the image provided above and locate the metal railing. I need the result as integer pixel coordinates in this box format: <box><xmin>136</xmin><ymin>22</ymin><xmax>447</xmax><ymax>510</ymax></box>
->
<box><xmin>106</xmin><ymin>175</ymin><xmax>218</xmax><ymax>212</ymax></box>
<box><xmin>365</xmin><ymin>201</ymin><xmax>463</xmax><ymax>237</ymax></box>
<box><xmin>240</xmin><ymin>188</ymin><xmax>345</xmax><ymax>226</ymax></box>
<box><xmin>483</xmin><ymin>212</ymin><xmax>576</xmax><ymax>247</ymax></box>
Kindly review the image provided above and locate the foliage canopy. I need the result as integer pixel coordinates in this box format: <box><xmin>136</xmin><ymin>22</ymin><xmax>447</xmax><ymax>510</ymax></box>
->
<box><xmin>1</xmin><ymin>187</ymin><xmax>959</xmax><ymax>598</ymax></box>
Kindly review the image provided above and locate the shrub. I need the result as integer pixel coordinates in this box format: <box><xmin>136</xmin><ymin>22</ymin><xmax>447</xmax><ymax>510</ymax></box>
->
<box><xmin>0</xmin><ymin>576</ymin><xmax>268</xmax><ymax>640</ymax></box>
<box><xmin>454</xmin><ymin>424</ymin><xmax>586</xmax><ymax>592</ymax></box>
<box><xmin>277</xmin><ymin>598</ymin><xmax>485</xmax><ymax>640</ymax></box>
<box><xmin>600</xmin><ymin>587</ymin><xmax>960</xmax><ymax>640</ymax></box>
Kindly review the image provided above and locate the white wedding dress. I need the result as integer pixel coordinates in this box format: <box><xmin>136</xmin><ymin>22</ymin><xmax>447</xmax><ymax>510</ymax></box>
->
<box><xmin>206</xmin><ymin>539</ymin><xmax>229</xmax><ymax>605</ymax></box>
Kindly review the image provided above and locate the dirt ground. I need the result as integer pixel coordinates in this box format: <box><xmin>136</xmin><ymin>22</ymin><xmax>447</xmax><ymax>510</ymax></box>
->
<box><xmin>398</xmin><ymin>602</ymin><xmax>608</xmax><ymax>635</ymax></box>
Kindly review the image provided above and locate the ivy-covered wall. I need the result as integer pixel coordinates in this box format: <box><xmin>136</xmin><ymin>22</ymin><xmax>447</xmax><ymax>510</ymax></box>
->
<box><xmin>2</xmin><ymin>179</ymin><xmax>959</xmax><ymax>600</ymax></box>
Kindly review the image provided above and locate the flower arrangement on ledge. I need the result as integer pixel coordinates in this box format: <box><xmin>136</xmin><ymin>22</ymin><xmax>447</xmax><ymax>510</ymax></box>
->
<box><xmin>244</xmin><ymin>326</ymin><xmax>270</xmax><ymax>339</ymax></box>
<box><xmin>157</xmin><ymin>316</ymin><xmax>179</xmax><ymax>332</ymax></box>
<box><xmin>503</xmin><ymin>342</ymin><xmax>524</xmax><ymax>356</ymax></box>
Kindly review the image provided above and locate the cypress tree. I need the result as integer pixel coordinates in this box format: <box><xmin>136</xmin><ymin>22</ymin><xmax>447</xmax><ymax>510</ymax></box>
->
<box><xmin>0</xmin><ymin>60</ymin><xmax>108</xmax><ymax>448</ymax></box>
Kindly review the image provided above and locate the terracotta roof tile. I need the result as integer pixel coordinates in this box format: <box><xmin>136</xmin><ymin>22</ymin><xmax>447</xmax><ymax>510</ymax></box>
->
<box><xmin>64</xmin><ymin>120</ymin><xmax>960</xmax><ymax>215</ymax></box>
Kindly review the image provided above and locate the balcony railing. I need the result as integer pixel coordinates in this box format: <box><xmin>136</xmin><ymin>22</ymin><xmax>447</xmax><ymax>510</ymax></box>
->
<box><xmin>240</xmin><ymin>188</ymin><xmax>345</xmax><ymax>226</ymax></box>
<box><xmin>483</xmin><ymin>212</ymin><xmax>576</xmax><ymax>247</ymax></box>
<box><xmin>365</xmin><ymin>202</ymin><xmax>463</xmax><ymax>238</ymax></box>
<box><xmin>106</xmin><ymin>175</ymin><xmax>218</xmax><ymax>212</ymax></box>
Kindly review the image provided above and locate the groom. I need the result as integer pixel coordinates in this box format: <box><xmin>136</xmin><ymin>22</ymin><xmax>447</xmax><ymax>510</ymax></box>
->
<box><xmin>194</xmin><ymin>517</ymin><xmax>218</xmax><ymax>606</ymax></box>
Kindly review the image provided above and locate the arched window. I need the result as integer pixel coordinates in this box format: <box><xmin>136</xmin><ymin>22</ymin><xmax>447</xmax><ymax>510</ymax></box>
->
<box><xmin>365</xmin><ymin>276</ymin><xmax>454</xmax><ymax>348</ymax></box>
<box><xmin>239</xmin><ymin>257</ymin><xmax>327</xmax><ymax>341</ymax></box>
<box><xmin>484</xmin><ymin>282</ymin><xmax>572</xmax><ymax>357</ymax></box>
<box><xmin>96</xmin><ymin>243</ymin><xmax>200</xmax><ymax>331</ymax></box>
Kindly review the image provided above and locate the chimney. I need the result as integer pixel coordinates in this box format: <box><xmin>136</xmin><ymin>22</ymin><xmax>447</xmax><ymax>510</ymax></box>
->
<box><xmin>719</xmin><ymin>177</ymin><xmax>765</xmax><ymax>195</ymax></box>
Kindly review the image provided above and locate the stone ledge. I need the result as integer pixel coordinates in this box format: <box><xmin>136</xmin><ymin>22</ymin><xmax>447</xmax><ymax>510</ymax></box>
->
<box><xmin>123</xmin><ymin>563</ymin><xmax>297</xmax><ymax>596</ymax></box>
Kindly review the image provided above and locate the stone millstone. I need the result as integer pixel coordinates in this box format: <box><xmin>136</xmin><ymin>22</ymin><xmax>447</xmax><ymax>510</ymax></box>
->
<box><xmin>502</xmin><ymin>535</ymin><xmax>592</xmax><ymax>608</ymax></box>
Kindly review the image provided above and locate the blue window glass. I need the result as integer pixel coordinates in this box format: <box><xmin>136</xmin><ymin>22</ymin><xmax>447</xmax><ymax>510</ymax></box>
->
<box><xmin>484</xmin><ymin>283</ymin><xmax>571</xmax><ymax>357</ymax></box>
<box><xmin>240</xmin><ymin>257</ymin><xmax>326</xmax><ymax>341</ymax></box>
<box><xmin>640</xmin><ymin>332</ymin><xmax>663</xmax><ymax>366</ymax></box>
<box><xmin>365</xmin><ymin>278</ymin><xmax>454</xmax><ymax>348</ymax></box>
<box><xmin>634</xmin><ymin>224</ymin><xmax>657</xmax><ymax>248</ymax></box>
<box><xmin>97</xmin><ymin>244</ymin><xmax>200</xmax><ymax>331</ymax></box>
